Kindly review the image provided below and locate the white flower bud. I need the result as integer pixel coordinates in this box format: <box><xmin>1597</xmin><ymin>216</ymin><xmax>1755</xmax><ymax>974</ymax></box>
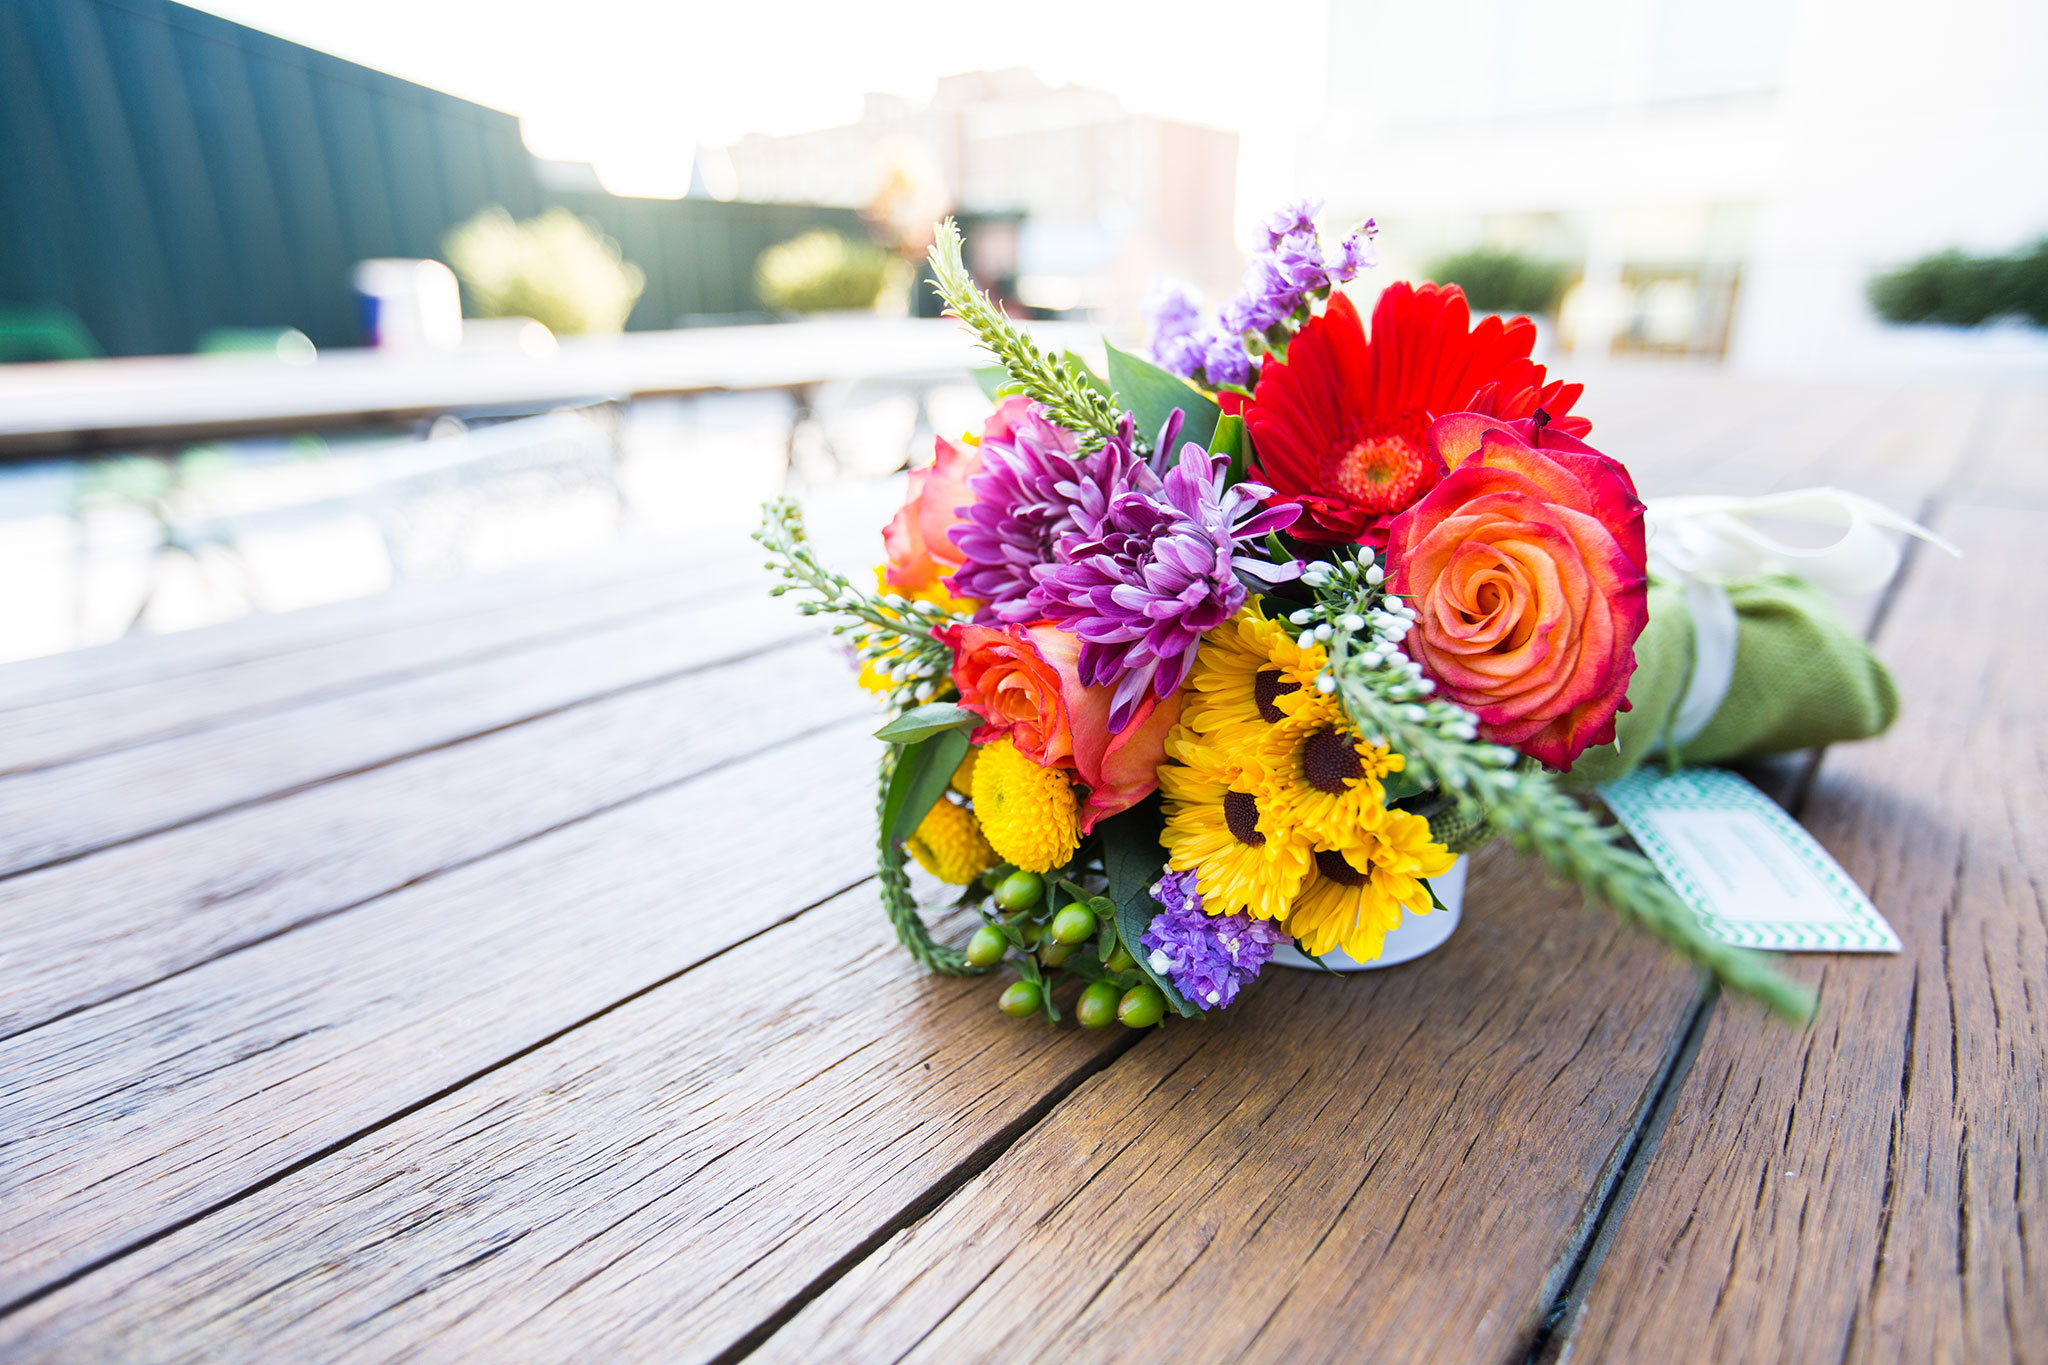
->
<box><xmin>1365</xmin><ymin>563</ymin><xmax>1385</xmax><ymax>586</ymax></box>
<box><xmin>1289</xmin><ymin>609</ymin><xmax>1315</xmax><ymax>625</ymax></box>
<box><xmin>1317</xmin><ymin>674</ymin><xmax>1336</xmax><ymax>694</ymax></box>
<box><xmin>1314</xmin><ymin>623</ymin><xmax>1333</xmax><ymax>643</ymax></box>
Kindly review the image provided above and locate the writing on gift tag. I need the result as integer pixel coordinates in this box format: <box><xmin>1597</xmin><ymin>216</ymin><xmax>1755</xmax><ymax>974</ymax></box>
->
<box><xmin>1599</xmin><ymin>767</ymin><xmax>1901</xmax><ymax>953</ymax></box>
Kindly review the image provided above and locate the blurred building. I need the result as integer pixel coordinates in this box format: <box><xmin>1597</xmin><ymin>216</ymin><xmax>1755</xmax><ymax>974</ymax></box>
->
<box><xmin>722</xmin><ymin>70</ymin><xmax>1240</xmax><ymax>323</ymax></box>
<box><xmin>1312</xmin><ymin>0</ymin><xmax>2048</xmax><ymax>376</ymax></box>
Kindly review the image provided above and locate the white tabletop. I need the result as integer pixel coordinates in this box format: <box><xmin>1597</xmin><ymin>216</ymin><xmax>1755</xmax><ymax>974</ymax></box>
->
<box><xmin>0</xmin><ymin>317</ymin><xmax>1094</xmax><ymax>456</ymax></box>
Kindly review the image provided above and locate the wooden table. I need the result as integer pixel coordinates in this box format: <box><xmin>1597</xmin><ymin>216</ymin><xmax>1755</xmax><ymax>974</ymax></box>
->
<box><xmin>0</xmin><ymin>371</ymin><xmax>2039</xmax><ymax>1363</ymax></box>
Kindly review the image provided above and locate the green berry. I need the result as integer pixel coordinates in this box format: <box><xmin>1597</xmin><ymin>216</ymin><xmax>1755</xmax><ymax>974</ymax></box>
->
<box><xmin>1117</xmin><ymin>984</ymin><xmax>1166</xmax><ymax>1028</ymax></box>
<box><xmin>1076</xmin><ymin>981</ymin><xmax>1120</xmax><ymax>1029</ymax></box>
<box><xmin>1016</xmin><ymin>922</ymin><xmax>1043</xmax><ymax>949</ymax></box>
<box><xmin>964</xmin><ymin>924</ymin><xmax>1008</xmax><ymax>968</ymax></box>
<box><xmin>998</xmin><ymin>981</ymin><xmax>1043</xmax><ymax>1018</ymax></box>
<box><xmin>1050</xmin><ymin>905</ymin><xmax>1097</xmax><ymax>944</ymax></box>
<box><xmin>994</xmin><ymin>870</ymin><xmax>1046</xmax><ymax>912</ymax></box>
<box><xmin>1038</xmin><ymin>940</ymin><xmax>1076</xmax><ymax>968</ymax></box>
<box><xmin>1105</xmin><ymin>946</ymin><xmax>1137</xmax><ymax>973</ymax></box>
<box><xmin>993</xmin><ymin>870</ymin><xmax>1045</xmax><ymax>911</ymax></box>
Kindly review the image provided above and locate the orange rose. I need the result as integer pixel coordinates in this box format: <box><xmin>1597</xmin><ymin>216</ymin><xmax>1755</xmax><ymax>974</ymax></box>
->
<box><xmin>1385</xmin><ymin>413</ymin><xmax>1648</xmax><ymax>770</ymax></box>
<box><xmin>883</xmin><ymin>429</ymin><xmax>981</xmax><ymax>594</ymax></box>
<box><xmin>939</xmin><ymin>620</ymin><xmax>1181</xmax><ymax>832</ymax></box>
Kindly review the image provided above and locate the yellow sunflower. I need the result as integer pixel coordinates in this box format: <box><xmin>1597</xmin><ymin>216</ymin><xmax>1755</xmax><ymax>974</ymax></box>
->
<box><xmin>1180</xmin><ymin>603</ymin><xmax>1329</xmax><ymax>749</ymax></box>
<box><xmin>1158</xmin><ymin>727</ymin><xmax>1311</xmax><ymax>922</ymax></box>
<box><xmin>1259</xmin><ymin>699</ymin><xmax>1404</xmax><ymax>844</ymax></box>
<box><xmin>1287</xmin><ymin>808</ymin><xmax>1457</xmax><ymax>960</ymax></box>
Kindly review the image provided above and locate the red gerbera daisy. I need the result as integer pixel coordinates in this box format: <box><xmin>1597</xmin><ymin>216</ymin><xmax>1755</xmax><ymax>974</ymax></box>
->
<box><xmin>1243</xmin><ymin>283</ymin><xmax>1590</xmax><ymax>546</ymax></box>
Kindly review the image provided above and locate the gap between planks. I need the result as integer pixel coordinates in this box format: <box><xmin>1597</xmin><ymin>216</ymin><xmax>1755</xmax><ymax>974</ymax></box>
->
<box><xmin>1520</xmin><ymin>384</ymin><xmax>2009</xmax><ymax>1363</ymax></box>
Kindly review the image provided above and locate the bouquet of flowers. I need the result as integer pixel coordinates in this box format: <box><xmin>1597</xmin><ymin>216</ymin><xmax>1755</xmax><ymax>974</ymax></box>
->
<box><xmin>758</xmin><ymin>204</ymin><xmax>1918</xmax><ymax>1029</ymax></box>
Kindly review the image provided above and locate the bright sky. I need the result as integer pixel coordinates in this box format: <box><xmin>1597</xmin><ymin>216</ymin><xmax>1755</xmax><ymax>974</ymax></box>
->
<box><xmin>181</xmin><ymin>0</ymin><xmax>1327</xmax><ymax>241</ymax></box>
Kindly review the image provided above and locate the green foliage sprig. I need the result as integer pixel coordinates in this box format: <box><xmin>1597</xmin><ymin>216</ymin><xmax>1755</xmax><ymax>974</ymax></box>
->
<box><xmin>754</xmin><ymin>498</ymin><xmax>960</xmax><ymax>709</ymax></box>
<box><xmin>1293</xmin><ymin>553</ymin><xmax>1814</xmax><ymax>1021</ymax></box>
<box><xmin>925</xmin><ymin>219</ymin><xmax>1123</xmax><ymax>451</ymax></box>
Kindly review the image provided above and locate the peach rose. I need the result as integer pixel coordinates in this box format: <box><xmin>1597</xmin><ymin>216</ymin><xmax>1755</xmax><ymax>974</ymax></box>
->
<box><xmin>1385</xmin><ymin>413</ymin><xmax>1648</xmax><ymax>770</ymax></box>
<box><xmin>939</xmin><ymin>620</ymin><xmax>1181</xmax><ymax>832</ymax></box>
<box><xmin>883</xmin><ymin>430</ymin><xmax>981</xmax><ymax>594</ymax></box>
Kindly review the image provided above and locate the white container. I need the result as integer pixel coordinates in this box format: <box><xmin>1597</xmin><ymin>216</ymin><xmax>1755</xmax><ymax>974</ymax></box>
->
<box><xmin>1270</xmin><ymin>857</ymin><xmax>1466</xmax><ymax>972</ymax></box>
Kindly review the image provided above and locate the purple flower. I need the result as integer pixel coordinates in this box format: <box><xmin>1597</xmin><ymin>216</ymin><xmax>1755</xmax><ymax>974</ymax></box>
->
<box><xmin>1026</xmin><ymin>439</ymin><xmax>1301</xmax><ymax>731</ymax></box>
<box><xmin>1199</xmin><ymin>330</ymin><xmax>1252</xmax><ymax>388</ymax></box>
<box><xmin>1261</xmin><ymin>197</ymin><xmax>1326</xmax><ymax>250</ymax></box>
<box><xmin>1145</xmin><ymin>280</ymin><xmax>1206</xmax><ymax>379</ymax></box>
<box><xmin>947</xmin><ymin>403</ymin><xmax>1145</xmax><ymax>623</ymax></box>
<box><xmin>1142</xmin><ymin>870</ymin><xmax>1288</xmax><ymax>1010</ymax></box>
<box><xmin>1219</xmin><ymin>256</ymin><xmax>1298</xmax><ymax>335</ymax></box>
<box><xmin>1333</xmin><ymin>219</ymin><xmax>1379</xmax><ymax>282</ymax></box>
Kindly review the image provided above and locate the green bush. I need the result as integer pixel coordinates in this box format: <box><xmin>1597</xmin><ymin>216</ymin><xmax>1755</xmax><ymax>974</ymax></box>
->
<box><xmin>1427</xmin><ymin>248</ymin><xmax>1569</xmax><ymax>317</ymax></box>
<box><xmin>1868</xmin><ymin>240</ymin><xmax>2048</xmax><ymax>327</ymax></box>
<box><xmin>755</xmin><ymin>231</ymin><xmax>904</xmax><ymax>315</ymax></box>
<box><xmin>443</xmin><ymin>207</ymin><xmax>645</xmax><ymax>335</ymax></box>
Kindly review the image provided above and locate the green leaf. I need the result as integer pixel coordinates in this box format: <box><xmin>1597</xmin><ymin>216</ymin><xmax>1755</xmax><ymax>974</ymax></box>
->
<box><xmin>971</xmin><ymin>366</ymin><xmax>1015</xmax><ymax>402</ymax></box>
<box><xmin>1208</xmin><ymin>413</ymin><xmax>1248</xmax><ymax>487</ymax></box>
<box><xmin>1106</xmin><ymin>343</ymin><xmax>1220</xmax><ymax>454</ymax></box>
<box><xmin>881</xmin><ymin>729</ymin><xmax>972</xmax><ymax>846</ymax></box>
<box><xmin>1098</xmin><ymin>797</ymin><xmax>1199</xmax><ymax>1018</ymax></box>
<box><xmin>874</xmin><ymin>703</ymin><xmax>978</xmax><ymax>743</ymax></box>
<box><xmin>1380</xmin><ymin>765</ymin><xmax>1428</xmax><ymax>805</ymax></box>
<box><xmin>1064</xmin><ymin>351</ymin><xmax>1114</xmax><ymax>398</ymax></box>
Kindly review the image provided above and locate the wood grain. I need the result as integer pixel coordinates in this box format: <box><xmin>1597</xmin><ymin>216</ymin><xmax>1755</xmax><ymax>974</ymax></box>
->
<box><xmin>1554</xmin><ymin>497</ymin><xmax>2045</xmax><ymax>1361</ymax></box>
<box><xmin>0</xmin><ymin>719</ymin><xmax>883</xmax><ymax>1307</ymax></box>
<box><xmin>756</xmin><ymin>845</ymin><xmax>1708</xmax><ymax>1365</ymax></box>
<box><xmin>0</xmin><ymin>891</ymin><xmax>1128</xmax><ymax>1364</ymax></box>
<box><xmin>0</xmin><ymin>533</ymin><xmax>737</xmax><ymax>711</ymax></box>
<box><xmin>0</xmin><ymin>588</ymin><xmax>802</xmax><ymax>877</ymax></box>
<box><xmin>0</xmin><ymin>636</ymin><xmax>863</xmax><ymax>1039</ymax></box>
<box><xmin>0</xmin><ymin>552</ymin><xmax>754</xmax><ymax>775</ymax></box>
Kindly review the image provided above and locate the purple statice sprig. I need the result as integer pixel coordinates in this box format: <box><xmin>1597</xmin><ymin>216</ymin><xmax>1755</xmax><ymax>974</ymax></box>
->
<box><xmin>1145</xmin><ymin>201</ymin><xmax>1378</xmax><ymax>391</ymax></box>
<box><xmin>1026</xmin><ymin>431</ymin><xmax>1301</xmax><ymax>732</ymax></box>
<box><xmin>1141</xmin><ymin>869</ymin><xmax>1289</xmax><ymax>1011</ymax></box>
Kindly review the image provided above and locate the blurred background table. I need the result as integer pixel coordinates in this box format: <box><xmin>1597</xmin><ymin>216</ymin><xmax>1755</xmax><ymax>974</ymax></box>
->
<box><xmin>0</xmin><ymin>372</ymin><xmax>2039</xmax><ymax>1363</ymax></box>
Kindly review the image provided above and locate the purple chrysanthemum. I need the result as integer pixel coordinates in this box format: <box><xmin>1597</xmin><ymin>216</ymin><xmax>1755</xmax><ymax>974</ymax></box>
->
<box><xmin>946</xmin><ymin>403</ymin><xmax>1140</xmax><ymax>622</ymax></box>
<box><xmin>1025</xmin><ymin>438</ymin><xmax>1301</xmax><ymax>731</ymax></box>
<box><xmin>1142</xmin><ymin>870</ymin><xmax>1288</xmax><ymax>1011</ymax></box>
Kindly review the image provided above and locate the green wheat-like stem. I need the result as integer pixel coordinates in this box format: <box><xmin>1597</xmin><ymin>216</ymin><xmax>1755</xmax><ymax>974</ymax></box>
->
<box><xmin>1306</xmin><ymin>570</ymin><xmax>1813</xmax><ymax>1022</ymax></box>
<box><xmin>754</xmin><ymin>497</ymin><xmax>959</xmax><ymax>706</ymax></box>
<box><xmin>926</xmin><ymin>218</ymin><xmax>1122</xmax><ymax>451</ymax></box>
<box><xmin>876</xmin><ymin>746</ymin><xmax>982</xmax><ymax>976</ymax></box>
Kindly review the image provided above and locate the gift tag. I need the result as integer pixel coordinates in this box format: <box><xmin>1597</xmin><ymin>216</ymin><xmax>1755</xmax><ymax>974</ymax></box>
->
<box><xmin>1599</xmin><ymin>767</ymin><xmax>1900</xmax><ymax>953</ymax></box>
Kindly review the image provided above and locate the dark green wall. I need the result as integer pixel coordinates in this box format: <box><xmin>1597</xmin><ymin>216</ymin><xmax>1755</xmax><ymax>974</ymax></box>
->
<box><xmin>0</xmin><ymin>0</ymin><xmax>867</xmax><ymax>356</ymax></box>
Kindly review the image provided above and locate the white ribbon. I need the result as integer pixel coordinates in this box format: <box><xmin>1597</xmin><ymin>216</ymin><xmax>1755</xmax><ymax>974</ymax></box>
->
<box><xmin>1642</xmin><ymin>488</ymin><xmax>1959</xmax><ymax>748</ymax></box>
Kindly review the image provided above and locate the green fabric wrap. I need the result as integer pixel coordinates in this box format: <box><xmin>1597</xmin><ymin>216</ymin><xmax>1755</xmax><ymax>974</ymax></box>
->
<box><xmin>1562</xmin><ymin>574</ymin><xmax>1898</xmax><ymax>788</ymax></box>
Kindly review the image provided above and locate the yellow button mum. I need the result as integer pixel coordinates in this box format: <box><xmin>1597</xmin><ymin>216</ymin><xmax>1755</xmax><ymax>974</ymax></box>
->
<box><xmin>906</xmin><ymin>795</ymin><xmax>997</xmax><ymax>885</ymax></box>
<box><xmin>970</xmin><ymin>737</ymin><xmax>1080</xmax><ymax>873</ymax></box>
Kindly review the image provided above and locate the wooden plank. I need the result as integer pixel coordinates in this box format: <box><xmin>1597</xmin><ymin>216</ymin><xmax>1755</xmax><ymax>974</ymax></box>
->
<box><xmin>0</xmin><ymin>718</ymin><xmax>886</xmax><ymax>1307</ymax></box>
<box><xmin>1551</xmin><ymin>454</ymin><xmax>2046</xmax><ymax>1360</ymax></box>
<box><xmin>0</xmin><ymin>555</ymin><xmax>753</xmax><ymax>774</ymax></box>
<box><xmin>0</xmin><ymin>890</ymin><xmax>1128</xmax><ymax>1362</ymax></box>
<box><xmin>755</xmin><ymin>844</ymin><xmax>1709</xmax><ymax>1364</ymax></box>
<box><xmin>0</xmin><ymin>586</ymin><xmax>804</xmax><ymax>877</ymax></box>
<box><xmin>0</xmin><ymin>635</ymin><xmax>863</xmax><ymax>1039</ymax></box>
<box><xmin>0</xmin><ymin>533</ymin><xmax>735</xmax><ymax>711</ymax></box>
